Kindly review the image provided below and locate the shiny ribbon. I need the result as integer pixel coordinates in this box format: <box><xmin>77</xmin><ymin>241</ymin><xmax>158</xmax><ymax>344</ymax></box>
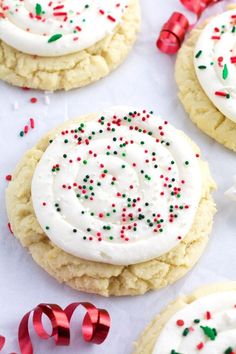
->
<box><xmin>157</xmin><ymin>0</ymin><xmax>223</xmax><ymax>54</ymax></box>
<box><xmin>0</xmin><ymin>302</ymin><xmax>110</xmax><ymax>354</ymax></box>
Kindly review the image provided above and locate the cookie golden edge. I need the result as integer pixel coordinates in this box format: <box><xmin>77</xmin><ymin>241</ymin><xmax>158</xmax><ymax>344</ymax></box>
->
<box><xmin>0</xmin><ymin>0</ymin><xmax>140</xmax><ymax>91</ymax></box>
<box><xmin>6</xmin><ymin>113</ymin><xmax>216</xmax><ymax>297</ymax></box>
<box><xmin>133</xmin><ymin>282</ymin><xmax>236</xmax><ymax>354</ymax></box>
<box><xmin>175</xmin><ymin>14</ymin><xmax>236</xmax><ymax>152</ymax></box>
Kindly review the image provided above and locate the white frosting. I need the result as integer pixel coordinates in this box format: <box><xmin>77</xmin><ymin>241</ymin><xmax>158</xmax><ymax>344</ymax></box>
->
<box><xmin>194</xmin><ymin>10</ymin><xmax>236</xmax><ymax>123</ymax></box>
<box><xmin>225</xmin><ymin>175</ymin><xmax>236</xmax><ymax>201</ymax></box>
<box><xmin>0</xmin><ymin>0</ymin><xmax>128</xmax><ymax>56</ymax></box>
<box><xmin>31</xmin><ymin>106</ymin><xmax>202</xmax><ymax>265</ymax></box>
<box><xmin>153</xmin><ymin>291</ymin><xmax>236</xmax><ymax>354</ymax></box>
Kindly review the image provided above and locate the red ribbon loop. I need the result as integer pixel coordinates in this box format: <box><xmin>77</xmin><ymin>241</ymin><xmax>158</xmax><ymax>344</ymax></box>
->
<box><xmin>157</xmin><ymin>0</ymin><xmax>222</xmax><ymax>54</ymax></box>
<box><xmin>180</xmin><ymin>0</ymin><xmax>220</xmax><ymax>17</ymax></box>
<box><xmin>157</xmin><ymin>12</ymin><xmax>189</xmax><ymax>54</ymax></box>
<box><xmin>0</xmin><ymin>302</ymin><xmax>110</xmax><ymax>354</ymax></box>
<box><xmin>64</xmin><ymin>302</ymin><xmax>111</xmax><ymax>344</ymax></box>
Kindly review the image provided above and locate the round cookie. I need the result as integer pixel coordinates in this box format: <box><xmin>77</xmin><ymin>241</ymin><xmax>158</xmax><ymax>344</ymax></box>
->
<box><xmin>134</xmin><ymin>282</ymin><xmax>236</xmax><ymax>354</ymax></box>
<box><xmin>6</xmin><ymin>106</ymin><xmax>216</xmax><ymax>296</ymax></box>
<box><xmin>0</xmin><ymin>0</ymin><xmax>140</xmax><ymax>91</ymax></box>
<box><xmin>175</xmin><ymin>7</ymin><xmax>236</xmax><ymax>152</ymax></box>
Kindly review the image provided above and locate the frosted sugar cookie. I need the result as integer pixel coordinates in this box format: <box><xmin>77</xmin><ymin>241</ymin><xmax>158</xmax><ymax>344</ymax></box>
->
<box><xmin>134</xmin><ymin>282</ymin><xmax>236</xmax><ymax>354</ymax></box>
<box><xmin>0</xmin><ymin>0</ymin><xmax>140</xmax><ymax>90</ymax></box>
<box><xmin>6</xmin><ymin>106</ymin><xmax>216</xmax><ymax>296</ymax></box>
<box><xmin>175</xmin><ymin>8</ymin><xmax>236</xmax><ymax>152</ymax></box>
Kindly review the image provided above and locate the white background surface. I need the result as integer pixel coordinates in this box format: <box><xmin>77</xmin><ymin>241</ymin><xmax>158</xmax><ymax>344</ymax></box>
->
<box><xmin>0</xmin><ymin>1</ymin><xmax>235</xmax><ymax>353</ymax></box>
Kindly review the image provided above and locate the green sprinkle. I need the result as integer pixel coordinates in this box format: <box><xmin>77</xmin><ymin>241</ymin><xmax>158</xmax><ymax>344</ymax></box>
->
<box><xmin>223</xmin><ymin>64</ymin><xmax>228</xmax><ymax>80</ymax></box>
<box><xmin>200</xmin><ymin>326</ymin><xmax>217</xmax><ymax>340</ymax></box>
<box><xmin>182</xmin><ymin>328</ymin><xmax>189</xmax><ymax>337</ymax></box>
<box><xmin>48</xmin><ymin>34</ymin><xmax>63</xmax><ymax>43</ymax></box>
<box><xmin>35</xmin><ymin>3</ymin><xmax>42</xmax><ymax>15</ymax></box>
<box><xmin>198</xmin><ymin>65</ymin><xmax>207</xmax><ymax>69</ymax></box>
<box><xmin>195</xmin><ymin>50</ymin><xmax>202</xmax><ymax>58</ymax></box>
<box><xmin>225</xmin><ymin>348</ymin><xmax>233</xmax><ymax>354</ymax></box>
<box><xmin>194</xmin><ymin>319</ymin><xmax>200</xmax><ymax>323</ymax></box>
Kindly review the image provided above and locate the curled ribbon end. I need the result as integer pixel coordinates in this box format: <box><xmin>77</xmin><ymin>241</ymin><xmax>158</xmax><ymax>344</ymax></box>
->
<box><xmin>80</xmin><ymin>306</ymin><xmax>111</xmax><ymax>345</ymax></box>
<box><xmin>156</xmin><ymin>32</ymin><xmax>180</xmax><ymax>55</ymax></box>
<box><xmin>157</xmin><ymin>12</ymin><xmax>189</xmax><ymax>54</ymax></box>
<box><xmin>91</xmin><ymin>309</ymin><xmax>111</xmax><ymax>344</ymax></box>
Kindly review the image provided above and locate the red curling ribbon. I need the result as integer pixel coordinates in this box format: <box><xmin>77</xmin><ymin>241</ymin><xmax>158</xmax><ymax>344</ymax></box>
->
<box><xmin>157</xmin><ymin>0</ymin><xmax>222</xmax><ymax>54</ymax></box>
<box><xmin>157</xmin><ymin>12</ymin><xmax>189</xmax><ymax>54</ymax></box>
<box><xmin>0</xmin><ymin>302</ymin><xmax>110</xmax><ymax>354</ymax></box>
<box><xmin>180</xmin><ymin>0</ymin><xmax>221</xmax><ymax>18</ymax></box>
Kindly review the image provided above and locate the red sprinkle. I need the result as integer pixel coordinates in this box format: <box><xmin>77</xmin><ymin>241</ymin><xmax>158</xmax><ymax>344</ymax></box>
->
<box><xmin>176</xmin><ymin>319</ymin><xmax>184</xmax><ymax>327</ymax></box>
<box><xmin>231</xmin><ymin>56</ymin><xmax>236</xmax><ymax>64</ymax></box>
<box><xmin>30</xmin><ymin>118</ymin><xmax>35</xmax><ymax>129</ymax></box>
<box><xmin>5</xmin><ymin>175</ymin><xmax>12</xmax><ymax>181</ymax></box>
<box><xmin>30</xmin><ymin>97</ymin><xmax>38</xmax><ymax>104</ymax></box>
<box><xmin>205</xmin><ymin>311</ymin><xmax>211</xmax><ymax>320</ymax></box>
<box><xmin>107</xmin><ymin>15</ymin><xmax>116</xmax><ymax>22</ymax></box>
<box><xmin>197</xmin><ymin>342</ymin><xmax>204</xmax><ymax>350</ymax></box>
<box><xmin>215</xmin><ymin>91</ymin><xmax>228</xmax><ymax>97</ymax></box>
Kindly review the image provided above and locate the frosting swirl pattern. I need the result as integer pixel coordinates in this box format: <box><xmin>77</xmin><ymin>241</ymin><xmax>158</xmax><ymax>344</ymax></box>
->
<box><xmin>194</xmin><ymin>10</ymin><xmax>236</xmax><ymax>123</ymax></box>
<box><xmin>153</xmin><ymin>291</ymin><xmax>236</xmax><ymax>354</ymax></box>
<box><xmin>31</xmin><ymin>107</ymin><xmax>202</xmax><ymax>265</ymax></box>
<box><xmin>0</xmin><ymin>0</ymin><xmax>128</xmax><ymax>56</ymax></box>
